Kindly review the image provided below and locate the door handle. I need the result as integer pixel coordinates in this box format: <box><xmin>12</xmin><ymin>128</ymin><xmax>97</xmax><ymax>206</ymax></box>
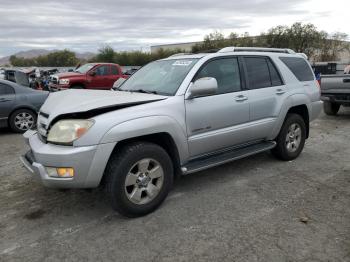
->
<box><xmin>0</xmin><ymin>98</ymin><xmax>10</xmax><ymax>102</ymax></box>
<box><xmin>276</xmin><ymin>89</ymin><xmax>285</xmax><ymax>95</ymax></box>
<box><xmin>343</xmin><ymin>79</ymin><xmax>350</xmax><ymax>83</ymax></box>
<box><xmin>235</xmin><ymin>95</ymin><xmax>248</xmax><ymax>102</ymax></box>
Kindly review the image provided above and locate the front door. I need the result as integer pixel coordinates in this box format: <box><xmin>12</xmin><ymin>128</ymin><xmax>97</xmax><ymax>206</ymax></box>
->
<box><xmin>0</xmin><ymin>83</ymin><xmax>15</xmax><ymax>120</ymax></box>
<box><xmin>87</xmin><ymin>65</ymin><xmax>111</xmax><ymax>89</ymax></box>
<box><xmin>185</xmin><ymin>57</ymin><xmax>250</xmax><ymax>157</ymax></box>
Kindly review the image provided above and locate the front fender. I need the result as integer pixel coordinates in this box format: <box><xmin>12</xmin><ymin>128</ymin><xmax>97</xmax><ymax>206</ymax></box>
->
<box><xmin>268</xmin><ymin>93</ymin><xmax>311</xmax><ymax>140</ymax></box>
<box><xmin>100</xmin><ymin>115</ymin><xmax>189</xmax><ymax>164</ymax></box>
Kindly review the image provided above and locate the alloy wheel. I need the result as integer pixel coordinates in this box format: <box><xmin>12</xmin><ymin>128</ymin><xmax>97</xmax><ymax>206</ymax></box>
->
<box><xmin>14</xmin><ymin>112</ymin><xmax>34</xmax><ymax>131</ymax></box>
<box><xmin>124</xmin><ymin>158</ymin><xmax>164</xmax><ymax>205</ymax></box>
<box><xmin>285</xmin><ymin>123</ymin><xmax>302</xmax><ymax>153</ymax></box>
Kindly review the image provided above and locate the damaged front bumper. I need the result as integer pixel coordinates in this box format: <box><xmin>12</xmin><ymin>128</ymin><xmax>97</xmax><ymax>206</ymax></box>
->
<box><xmin>20</xmin><ymin>130</ymin><xmax>115</xmax><ymax>188</ymax></box>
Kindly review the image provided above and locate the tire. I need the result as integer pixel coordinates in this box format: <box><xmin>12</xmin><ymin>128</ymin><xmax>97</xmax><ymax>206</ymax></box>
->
<box><xmin>105</xmin><ymin>142</ymin><xmax>174</xmax><ymax>217</ymax></box>
<box><xmin>272</xmin><ymin>113</ymin><xmax>306</xmax><ymax>161</ymax></box>
<box><xmin>9</xmin><ymin>109</ymin><xmax>37</xmax><ymax>133</ymax></box>
<box><xmin>323</xmin><ymin>101</ymin><xmax>340</xmax><ymax>116</ymax></box>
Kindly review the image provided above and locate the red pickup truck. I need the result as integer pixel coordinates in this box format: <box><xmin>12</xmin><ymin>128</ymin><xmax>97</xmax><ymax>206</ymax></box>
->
<box><xmin>49</xmin><ymin>63</ymin><xmax>128</xmax><ymax>91</ymax></box>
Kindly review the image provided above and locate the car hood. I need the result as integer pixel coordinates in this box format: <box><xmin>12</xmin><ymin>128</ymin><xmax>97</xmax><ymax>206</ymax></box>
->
<box><xmin>56</xmin><ymin>72</ymin><xmax>83</xmax><ymax>78</ymax></box>
<box><xmin>40</xmin><ymin>89</ymin><xmax>168</xmax><ymax>123</ymax></box>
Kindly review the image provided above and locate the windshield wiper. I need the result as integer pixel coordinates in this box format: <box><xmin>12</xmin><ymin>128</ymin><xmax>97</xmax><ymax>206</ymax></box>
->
<box><xmin>128</xmin><ymin>89</ymin><xmax>159</xmax><ymax>95</ymax></box>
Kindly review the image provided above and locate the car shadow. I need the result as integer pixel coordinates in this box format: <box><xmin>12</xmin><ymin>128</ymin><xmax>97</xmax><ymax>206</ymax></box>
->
<box><xmin>0</xmin><ymin>127</ymin><xmax>13</xmax><ymax>134</ymax></box>
<box><xmin>16</xmin><ymin>151</ymin><xmax>277</xmax><ymax>224</ymax></box>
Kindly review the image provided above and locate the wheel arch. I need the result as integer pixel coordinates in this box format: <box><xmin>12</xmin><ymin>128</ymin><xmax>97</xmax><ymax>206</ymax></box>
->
<box><xmin>270</xmin><ymin>94</ymin><xmax>311</xmax><ymax>140</ymax></box>
<box><xmin>287</xmin><ymin>104</ymin><xmax>309</xmax><ymax>138</ymax></box>
<box><xmin>97</xmin><ymin>132</ymin><xmax>182</xmax><ymax>188</ymax></box>
<box><xmin>112</xmin><ymin>132</ymin><xmax>182</xmax><ymax>178</ymax></box>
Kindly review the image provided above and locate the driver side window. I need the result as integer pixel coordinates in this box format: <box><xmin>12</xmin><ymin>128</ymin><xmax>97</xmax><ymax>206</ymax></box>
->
<box><xmin>195</xmin><ymin>57</ymin><xmax>242</xmax><ymax>94</ymax></box>
<box><xmin>95</xmin><ymin>65</ymin><xmax>110</xmax><ymax>76</ymax></box>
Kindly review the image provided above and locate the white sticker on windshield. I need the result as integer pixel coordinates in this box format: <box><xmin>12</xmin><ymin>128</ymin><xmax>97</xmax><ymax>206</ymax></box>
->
<box><xmin>172</xmin><ymin>60</ymin><xmax>193</xmax><ymax>66</ymax></box>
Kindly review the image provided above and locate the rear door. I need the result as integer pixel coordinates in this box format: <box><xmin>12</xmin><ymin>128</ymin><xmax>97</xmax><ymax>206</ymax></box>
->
<box><xmin>0</xmin><ymin>83</ymin><xmax>15</xmax><ymax>120</ymax></box>
<box><xmin>185</xmin><ymin>56</ymin><xmax>251</xmax><ymax>157</ymax></box>
<box><xmin>242</xmin><ymin>56</ymin><xmax>286</xmax><ymax>140</ymax></box>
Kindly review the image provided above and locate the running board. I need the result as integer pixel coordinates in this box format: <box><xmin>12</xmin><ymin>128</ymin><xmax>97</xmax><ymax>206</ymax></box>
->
<box><xmin>182</xmin><ymin>141</ymin><xmax>276</xmax><ymax>175</ymax></box>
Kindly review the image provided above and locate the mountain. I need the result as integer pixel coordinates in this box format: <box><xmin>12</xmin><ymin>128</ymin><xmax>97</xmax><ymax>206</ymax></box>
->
<box><xmin>0</xmin><ymin>49</ymin><xmax>96</xmax><ymax>66</ymax></box>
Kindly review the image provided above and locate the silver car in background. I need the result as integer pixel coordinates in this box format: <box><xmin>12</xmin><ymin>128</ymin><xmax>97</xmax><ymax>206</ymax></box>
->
<box><xmin>21</xmin><ymin>47</ymin><xmax>322</xmax><ymax>217</ymax></box>
<box><xmin>0</xmin><ymin>80</ymin><xmax>48</xmax><ymax>132</ymax></box>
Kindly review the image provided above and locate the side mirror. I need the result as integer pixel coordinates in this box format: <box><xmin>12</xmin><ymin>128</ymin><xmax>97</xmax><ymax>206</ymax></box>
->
<box><xmin>112</xmin><ymin>78</ymin><xmax>126</xmax><ymax>90</ymax></box>
<box><xmin>187</xmin><ymin>77</ymin><xmax>218</xmax><ymax>99</ymax></box>
<box><xmin>89</xmin><ymin>71</ymin><xmax>96</xmax><ymax>76</ymax></box>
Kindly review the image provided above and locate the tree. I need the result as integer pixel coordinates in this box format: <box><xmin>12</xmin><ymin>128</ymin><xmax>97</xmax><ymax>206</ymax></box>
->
<box><xmin>317</xmin><ymin>32</ymin><xmax>349</xmax><ymax>61</ymax></box>
<box><xmin>95</xmin><ymin>45</ymin><xmax>115</xmax><ymax>63</ymax></box>
<box><xmin>264</xmin><ymin>23</ymin><xmax>324</xmax><ymax>58</ymax></box>
<box><xmin>9</xmin><ymin>50</ymin><xmax>78</xmax><ymax>67</ymax></box>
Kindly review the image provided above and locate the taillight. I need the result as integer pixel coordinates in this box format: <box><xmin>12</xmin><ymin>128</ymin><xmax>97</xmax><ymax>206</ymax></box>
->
<box><xmin>315</xmin><ymin>80</ymin><xmax>321</xmax><ymax>95</ymax></box>
<box><xmin>316</xmin><ymin>79</ymin><xmax>321</xmax><ymax>88</ymax></box>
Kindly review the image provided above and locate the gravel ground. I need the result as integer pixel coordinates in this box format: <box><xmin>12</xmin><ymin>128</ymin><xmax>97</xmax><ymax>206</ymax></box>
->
<box><xmin>0</xmin><ymin>109</ymin><xmax>350</xmax><ymax>262</ymax></box>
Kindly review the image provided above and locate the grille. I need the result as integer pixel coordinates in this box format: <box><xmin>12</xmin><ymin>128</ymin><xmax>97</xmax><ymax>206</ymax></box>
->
<box><xmin>50</xmin><ymin>76</ymin><xmax>59</xmax><ymax>84</ymax></box>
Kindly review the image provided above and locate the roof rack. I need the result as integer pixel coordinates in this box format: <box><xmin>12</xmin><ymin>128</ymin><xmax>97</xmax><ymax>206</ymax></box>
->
<box><xmin>168</xmin><ymin>53</ymin><xmax>194</xmax><ymax>57</ymax></box>
<box><xmin>218</xmin><ymin>47</ymin><xmax>295</xmax><ymax>54</ymax></box>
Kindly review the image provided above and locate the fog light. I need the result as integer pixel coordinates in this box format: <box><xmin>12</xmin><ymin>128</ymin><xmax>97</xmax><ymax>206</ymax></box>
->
<box><xmin>57</xmin><ymin>168</ymin><xmax>74</xmax><ymax>178</ymax></box>
<box><xmin>46</xmin><ymin>167</ymin><xmax>74</xmax><ymax>178</ymax></box>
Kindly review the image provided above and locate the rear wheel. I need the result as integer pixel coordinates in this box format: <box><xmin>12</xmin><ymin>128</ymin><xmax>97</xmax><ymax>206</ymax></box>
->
<box><xmin>272</xmin><ymin>113</ymin><xmax>306</xmax><ymax>161</ymax></box>
<box><xmin>9</xmin><ymin>109</ymin><xmax>36</xmax><ymax>133</ymax></box>
<box><xmin>105</xmin><ymin>142</ymin><xmax>173</xmax><ymax>217</ymax></box>
<box><xmin>323</xmin><ymin>101</ymin><xmax>340</xmax><ymax>116</ymax></box>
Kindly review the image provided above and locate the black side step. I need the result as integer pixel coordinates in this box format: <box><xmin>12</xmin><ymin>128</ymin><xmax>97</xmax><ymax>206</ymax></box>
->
<box><xmin>182</xmin><ymin>141</ymin><xmax>276</xmax><ymax>175</ymax></box>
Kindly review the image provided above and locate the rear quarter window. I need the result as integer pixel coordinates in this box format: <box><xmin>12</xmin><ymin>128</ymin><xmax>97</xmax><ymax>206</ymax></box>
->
<box><xmin>279</xmin><ymin>57</ymin><xmax>314</xmax><ymax>81</ymax></box>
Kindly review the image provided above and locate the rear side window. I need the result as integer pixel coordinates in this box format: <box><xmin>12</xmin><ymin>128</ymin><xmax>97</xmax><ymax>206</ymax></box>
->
<box><xmin>245</xmin><ymin>57</ymin><xmax>281</xmax><ymax>89</ymax></box>
<box><xmin>279</xmin><ymin>57</ymin><xmax>314</xmax><ymax>81</ymax></box>
<box><xmin>0</xmin><ymin>83</ymin><xmax>14</xmax><ymax>95</ymax></box>
<box><xmin>267</xmin><ymin>59</ymin><xmax>283</xmax><ymax>86</ymax></box>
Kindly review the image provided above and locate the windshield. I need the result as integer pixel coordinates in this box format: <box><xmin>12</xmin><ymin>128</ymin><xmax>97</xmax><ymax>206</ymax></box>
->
<box><xmin>120</xmin><ymin>58</ymin><xmax>198</xmax><ymax>96</ymax></box>
<box><xmin>75</xmin><ymin>63</ymin><xmax>95</xmax><ymax>74</ymax></box>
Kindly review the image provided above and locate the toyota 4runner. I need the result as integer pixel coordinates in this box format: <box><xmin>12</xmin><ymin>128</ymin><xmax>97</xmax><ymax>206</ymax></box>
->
<box><xmin>20</xmin><ymin>47</ymin><xmax>323</xmax><ymax>217</ymax></box>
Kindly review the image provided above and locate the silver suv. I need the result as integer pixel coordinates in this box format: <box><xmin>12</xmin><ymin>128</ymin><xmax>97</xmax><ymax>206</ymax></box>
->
<box><xmin>21</xmin><ymin>47</ymin><xmax>323</xmax><ymax>217</ymax></box>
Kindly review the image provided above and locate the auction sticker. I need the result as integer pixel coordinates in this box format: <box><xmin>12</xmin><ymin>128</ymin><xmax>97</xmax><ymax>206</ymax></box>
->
<box><xmin>173</xmin><ymin>60</ymin><xmax>193</xmax><ymax>66</ymax></box>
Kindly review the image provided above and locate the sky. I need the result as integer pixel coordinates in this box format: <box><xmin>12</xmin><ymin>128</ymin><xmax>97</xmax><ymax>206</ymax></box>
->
<box><xmin>0</xmin><ymin>0</ymin><xmax>348</xmax><ymax>57</ymax></box>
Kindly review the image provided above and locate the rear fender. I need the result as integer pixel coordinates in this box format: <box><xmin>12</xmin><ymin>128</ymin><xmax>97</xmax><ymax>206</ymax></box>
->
<box><xmin>268</xmin><ymin>94</ymin><xmax>311</xmax><ymax>140</ymax></box>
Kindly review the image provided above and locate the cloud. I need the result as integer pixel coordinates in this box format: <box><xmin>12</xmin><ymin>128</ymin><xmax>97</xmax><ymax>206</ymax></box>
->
<box><xmin>0</xmin><ymin>0</ymin><xmax>340</xmax><ymax>57</ymax></box>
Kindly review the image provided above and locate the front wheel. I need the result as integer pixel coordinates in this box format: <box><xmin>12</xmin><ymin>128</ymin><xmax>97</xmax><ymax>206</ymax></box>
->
<box><xmin>9</xmin><ymin>109</ymin><xmax>37</xmax><ymax>133</ymax></box>
<box><xmin>105</xmin><ymin>142</ymin><xmax>173</xmax><ymax>217</ymax></box>
<box><xmin>272</xmin><ymin>113</ymin><xmax>306</xmax><ymax>161</ymax></box>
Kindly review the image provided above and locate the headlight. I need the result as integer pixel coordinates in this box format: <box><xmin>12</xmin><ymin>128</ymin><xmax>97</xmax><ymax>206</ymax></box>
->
<box><xmin>59</xmin><ymin>78</ymin><xmax>70</xmax><ymax>85</ymax></box>
<box><xmin>47</xmin><ymin>119</ymin><xmax>94</xmax><ymax>145</ymax></box>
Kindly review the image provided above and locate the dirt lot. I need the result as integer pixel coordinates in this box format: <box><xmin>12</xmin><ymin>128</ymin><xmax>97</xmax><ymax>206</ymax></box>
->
<box><xmin>0</xmin><ymin>109</ymin><xmax>350</xmax><ymax>262</ymax></box>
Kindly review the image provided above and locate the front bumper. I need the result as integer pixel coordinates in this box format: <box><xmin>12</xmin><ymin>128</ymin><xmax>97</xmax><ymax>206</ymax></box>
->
<box><xmin>48</xmin><ymin>83</ymin><xmax>69</xmax><ymax>92</ymax></box>
<box><xmin>20</xmin><ymin>130</ymin><xmax>116</xmax><ymax>188</ymax></box>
